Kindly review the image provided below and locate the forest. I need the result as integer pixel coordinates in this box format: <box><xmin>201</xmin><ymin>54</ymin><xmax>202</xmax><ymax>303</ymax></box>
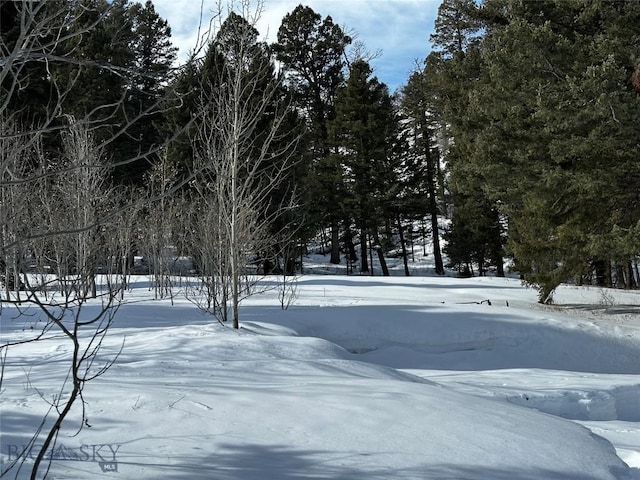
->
<box><xmin>2</xmin><ymin>0</ymin><xmax>640</xmax><ymax>311</ymax></box>
<box><xmin>1</xmin><ymin>2</ymin><xmax>640</xmax><ymax>478</ymax></box>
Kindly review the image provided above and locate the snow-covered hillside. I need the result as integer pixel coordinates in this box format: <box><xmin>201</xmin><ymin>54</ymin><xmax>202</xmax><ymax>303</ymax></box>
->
<box><xmin>1</xmin><ymin>272</ymin><xmax>639</xmax><ymax>479</ymax></box>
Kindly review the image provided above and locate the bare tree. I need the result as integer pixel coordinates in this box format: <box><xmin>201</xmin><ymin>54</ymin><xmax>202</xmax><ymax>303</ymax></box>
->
<box><xmin>140</xmin><ymin>151</ymin><xmax>181</xmax><ymax>300</ymax></box>
<box><xmin>0</xmin><ymin>3</ymin><xmax>185</xmax><ymax>478</ymax></box>
<box><xmin>1</xmin><ymin>117</ymin><xmax>129</xmax><ymax>480</ymax></box>
<box><xmin>0</xmin><ymin>115</ymin><xmax>32</xmax><ymax>300</ymax></box>
<box><xmin>187</xmin><ymin>2</ymin><xmax>301</xmax><ymax>329</ymax></box>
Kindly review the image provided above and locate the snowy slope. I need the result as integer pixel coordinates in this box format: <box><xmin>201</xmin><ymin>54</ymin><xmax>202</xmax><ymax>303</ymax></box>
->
<box><xmin>1</xmin><ymin>274</ymin><xmax>639</xmax><ymax>479</ymax></box>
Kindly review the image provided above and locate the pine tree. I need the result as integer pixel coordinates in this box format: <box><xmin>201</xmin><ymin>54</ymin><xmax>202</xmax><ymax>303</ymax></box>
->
<box><xmin>451</xmin><ymin>0</ymin><xmax>640</xmax><ymax>300</ymax></box>
<box><xmin>400</xmin><ymin>71</ymin><xmax>445</xmax><ymax>275</ymax></box>
<box><xmin>60</xmin><ymin>0</ymin><xmax>135</xmax><ymax>117</ymax></box>
<box><xmin>273</xmin><ymin>5</ymin><xmax>351</xmax><ymax>264</ymax></box>
<box><xmin>430</xmin><ymin>0</ymin><xmax>482</xmax><ymax>58</ymax></box>
<box><xmin>130</xmin><ymin>1</ymin><xmax>176</xmax><ymax>97</ymax></box>
<box><xmin>48</xmin><ymin>0</ymin><xmax>177</xmax><ymax>184</ymax></box>
<box><xmin>427</xmin><ymin>0</ymin><xmax>505</xmax><ymax>279</ymax></box>
<box><xmin>330</xmin><ymin>60</ymin><xmax>399</xmax><ymax>275</ymax></box>
<box><xmin>51</xmin><ymin>0</ymin><xmax>136</xmax><ymax>183</ymax></box>
<box><xmin>1</xmin><ymin>0</ymin><xmax>67</xmax><ymax>127</ymax></box>
<box><xmin>125</xmin><ymin>0</ymin><xmax>178</xmax><ymax>182</ymax></box>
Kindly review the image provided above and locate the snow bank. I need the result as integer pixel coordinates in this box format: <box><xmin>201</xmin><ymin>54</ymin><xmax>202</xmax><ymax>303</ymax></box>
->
<box><xmin>1</xmin><ymin>274</ymin><xmax>638</xmax><ymax>479</ymax></box>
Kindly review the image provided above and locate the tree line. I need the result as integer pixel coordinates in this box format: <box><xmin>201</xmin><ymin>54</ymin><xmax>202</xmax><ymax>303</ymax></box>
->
<box><xmin>2</xmin><ymin>0</ymin><xmax>640</xmax><ymax>310</ymax></box>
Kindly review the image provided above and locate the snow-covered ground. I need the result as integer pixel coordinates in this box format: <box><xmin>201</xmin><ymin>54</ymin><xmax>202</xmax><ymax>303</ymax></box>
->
<box><xmin>1</xmin><ymin>259</ymin><xmax>639</xmax><ymax>479</ymax></box>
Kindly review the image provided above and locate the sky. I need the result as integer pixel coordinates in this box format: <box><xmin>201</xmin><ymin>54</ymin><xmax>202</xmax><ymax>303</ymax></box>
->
<box><xmin>152</xmin><ymin>0</ymin><xmax>441</xmax><ymax>92</ymax></box>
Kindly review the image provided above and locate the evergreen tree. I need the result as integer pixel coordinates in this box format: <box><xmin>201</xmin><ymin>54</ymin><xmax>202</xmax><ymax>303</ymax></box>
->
<box><xmin>51</xmin><ymin>0</ymin><xmax>136</xmax><ymax>182</ymax></box>
<box><xmin>60</xmin><ymin>0</ymin><xmax>135</xmax><ymax>119</ymax></box>
<box><xmin>49</xmin><ymin>0</ymin><xmax>177</xmax><ymax>184</ymax></box>
<box><xmin>445</xmin><ymin>0</ymin><xmax>640</xmax><ymax>300</ymax></box>
<box><xmin>427</xmin><ymin>0</ymin><xmax>505</xmax><ymax>278</ymax></box>
<box><xmin>430</xmin><ymin>0</ymin><xmax>482</xmax><ymax>58</ymax></box>
<box><xmin>130</xmin><ymin>1</ymin><xmax>176</xmax><ymax>98</ymax></box>
<box><xmin>273</xmin><ymin>5</ymin><xmax>351</xmax><ymax>264</ymax></box>
<box><xmin>330</xmin><ymin>60</ymin><xmax>399</xmax><ymax>275</ymax></box>
<box><xmin>126</xmin><ymin>0</ymin><xmax>178</xmax><ymax>182</ymax></box>
<box><xmin>400</xmin><ymin>71</ymin><xmax>445</xmax><ymax>275</ymax></box>
<box><xmin>274</xmin><ymin>5</ymin><xmax>350</xmax><ymax>151</ymax></box>
<box><xmin>444</xmin><ymin>193</ymin><xmax>504</xmax><ymax>277</ymax></box>
<box><xmin>0</xmin><ymin>0</ymin><xmax>68</xmax><ymax>127</ymax></box>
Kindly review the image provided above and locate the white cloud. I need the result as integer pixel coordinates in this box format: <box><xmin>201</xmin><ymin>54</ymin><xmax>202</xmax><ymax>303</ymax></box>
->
<box><xmin>153</xmin><ymin>0</ymin><xmax>440</xmax><ymax>90</ymax></box>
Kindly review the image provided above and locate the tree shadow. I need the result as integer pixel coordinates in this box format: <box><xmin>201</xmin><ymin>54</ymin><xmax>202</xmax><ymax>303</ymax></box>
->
<box><xmin>418</xmin><ymin>463</ymin><xmax>626</xmax><ymax>480</ymax></box>
<box><xmin>0</xmin><ymin>408</ymin><xmax>150</xmax><ymax>479</ymax></box>
<box><xmin>544</xmin><ymin>303</ymin><xmax>640</xmax><ymax>316</ymax></box>
<box><xmin>291</xmin><ymin>277</ymin><xmax>524</xmax><ymax>291</ymax></box>
<box><xmin>154</xmin><ymin>442</ymin><xmax>617</xmax><ymax>480</ymax></box>
<box><xmin>110</xmin><ymin>302</ymin><xmax>211</xmax><ymax>329</ymax></box>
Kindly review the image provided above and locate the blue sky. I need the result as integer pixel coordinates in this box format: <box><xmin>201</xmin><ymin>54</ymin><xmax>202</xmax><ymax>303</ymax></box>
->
<box><xmin>152</xmin><ymin>0</ymin><xmax>441</xmax><ymax>92</ymax></box>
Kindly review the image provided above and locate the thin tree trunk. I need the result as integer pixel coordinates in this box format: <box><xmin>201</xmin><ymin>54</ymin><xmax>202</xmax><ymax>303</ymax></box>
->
<box><xmin>343</xmin><ymin>221</ymin><xmax>357</xmax><ymax>262</ymax></box>
<box><xmin>368</xmin><ymin>232</ymin><xmax>374</xmax><ymax>276</ymax></box>
<box><xmin>409</xmin><ymin>226</ymin><xmax>415</xmax><ymax>262</ymax></box>
<box><xmin>372</xmin><ymin>228</ymin><xmax>389</xmax><ymax>276</ymax></box>
<box><xmin>384</xmin><ymin>218</ymin><xmax>393</xmax><ymax>247</ymax></box>
<box><xmin>2</xmin><ymin>259</ymin><xmax>8</xmax><ymax>299</ymax></box>
<box><xmin>330</xmin><ymin>219</ymin><xmax>340</xmax><ymax>264</ymax></box>
<box><xmin>616</xmin><ymin>262</ymin><xmax>626</xmax><ymax>289</ymax></box>
<box><xmin>90</xmin><ymin>272</ymin><xmax>97</xmax><ymax>299</ymax></box>
<box><xmin>422</xmin><ymin>219</ymin><xmax>427</xmax><ymax>256</ymax></box>
<box><xmin>605</xmin><ymin>260</ymin><xmax>613</xmax><ymax>287</ymax></box>
<box><xmin>496</xmin><ymin>258</ymin><xmax>505</xmax><ymax>277</ymax></box>
<box><xmin>427</xmin><ymin>190</ymin><xmax>444</xmax><ymax>275</ymax></box>
<box><xmin>423</xmin><ymin>122</ymin><xmax>444</xmax><ymax>275</ymax></box>
<box><xmin>359</xmin><ymin>227</ymin><xmax>368</xmax><ymax>273</ymax></box>
<box><xmin>625</xmin><ymin>261</ymin><xmax>636</xmax><ymax>289</ymax></box>
<box><xmin>31</xmin><ymin>339</ymin><xmax>81</xmax><ymax>480</ymax></box>
<box><xmin>13</xmin><ymin>248</ymin><xmax>22</xmax><ymax>301</ymax></box>
<box><xmin>396</xmin><ymin>213</ymin><xmax>410</xmax><ymax>276</ymax></box>
<box><xmin>320</xmin><ymin>227</ymin><xmax>328</xmax><ymax>255</ymax></box>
